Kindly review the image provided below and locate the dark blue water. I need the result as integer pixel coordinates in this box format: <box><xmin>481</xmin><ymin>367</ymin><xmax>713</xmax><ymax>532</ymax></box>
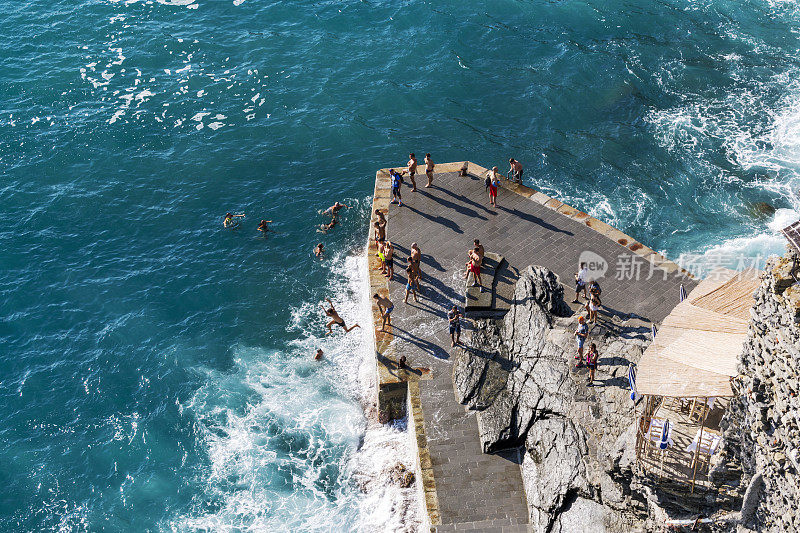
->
<box><xmin>3</xmin><ymin>0</ymin><xmax>800</xmax><ymax>530</ymax></box>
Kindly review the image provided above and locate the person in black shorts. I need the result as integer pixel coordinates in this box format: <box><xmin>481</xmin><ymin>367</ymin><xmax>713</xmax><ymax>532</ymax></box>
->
<box><xmin>448</xmin><ymin>305</ymin><xmax>462</xmax><ymax>346</ymax></box>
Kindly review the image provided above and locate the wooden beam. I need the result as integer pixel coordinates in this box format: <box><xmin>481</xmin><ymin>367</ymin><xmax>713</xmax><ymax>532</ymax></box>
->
<box><xmin>690</xmin><ymin>397</ymin><xmax>709</xmax><ymax>493</ymax></box>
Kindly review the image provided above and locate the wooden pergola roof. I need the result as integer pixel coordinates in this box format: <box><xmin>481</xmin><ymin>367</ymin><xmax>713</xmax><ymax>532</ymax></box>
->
<box><xmin>636</xmin><ymin>268</ymin><xmax>760</xmax><ymax>398</ymax></box>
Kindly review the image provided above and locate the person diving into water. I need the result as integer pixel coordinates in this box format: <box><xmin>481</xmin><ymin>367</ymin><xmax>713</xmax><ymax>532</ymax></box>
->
<box><xmin>320</xmin><ymin>298</ymin><xmax>360</xmax><ymax>335</ymax></box>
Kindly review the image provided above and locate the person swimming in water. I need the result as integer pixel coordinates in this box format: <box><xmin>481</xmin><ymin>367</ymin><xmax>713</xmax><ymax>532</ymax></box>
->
<box><xmin>314</xmin><ymin>348</ymin><xmax>324</xmax><ymax>360</ymax></box>
<box><xmin>223</xmin><ymin>212</ymin><xmax>245</xmax><ymax>228</ymax></box>
<box><xmin>257</xmin><ymin>219</ymin><xmax>272</xmax><ymax>233</ymax></box>
<box><xmin>320</xmin><ymin>298</ymin><xmax>360</xmax><ymax>335</ymax></box>
<box><xmin>322</xmin><ymin>202</ymin><xmax>350</xmax><ymax>216</ymax></box>
<box><xmin>318</xmin><ymin>218</ymin><xmax>338</xmax><ymax>233</ymax></box>
<box><xmin>314</xmin><ymin>243</ymin><xmax>324</xmax><ymax>257</ymax></box>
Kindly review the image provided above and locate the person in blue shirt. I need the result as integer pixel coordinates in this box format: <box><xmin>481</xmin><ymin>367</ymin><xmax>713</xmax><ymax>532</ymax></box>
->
<box><xmin>389</xmin><ymin>169</ymin><xmax>403</xmax><ymax>206</ymax></box>
<box><xmin>575</xmin><ymin>315</ymin><xmax>589</xmax><ymax>364</ymax></box>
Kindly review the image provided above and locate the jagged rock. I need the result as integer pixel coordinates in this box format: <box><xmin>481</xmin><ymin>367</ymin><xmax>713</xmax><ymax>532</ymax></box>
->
<box><xmin>721</xmin><ymin>253</ymin><xmax>800</xmax><ymax>532</ymax></box>
<box><xmin>453</xmin><ymin>265</ymin><xmax>652</xmax><ymax>531</ymax></box>
<box><xmin>388</xmin><ymin>463</ymin><xmax>415</xmax><ymax>488</ymax></box>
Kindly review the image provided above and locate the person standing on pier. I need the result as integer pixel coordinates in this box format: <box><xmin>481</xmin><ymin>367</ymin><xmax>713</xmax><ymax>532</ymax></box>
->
<box><xmin>404</xmin><ymin>265</ymin><xmax>419</xmax><ymax>304</ymax></box>
<box><xmin>464</xmin><ymin>249</ymin><xmax>482</xmax><ymax>288</ymax></box>
<box><xmin>448</xmin><ymin>305</ymin><xmax>462</xmax><ymax>347</ymax></box>
<box><xmin>472</xmin><ymin>239</ymin><xmax>485</xmax><ymax>265</ymax></box>
<box><xmin>403</xmin><ymin>153</ymin><xmax>418</xmax><ymax>191</ymax></box>
<box><xmin>508</xmin><ymin>158</ymin><xmax>523</xmax><ymax>183</ymax></box>
<box><xmin>488</xmin><ymin>170</ymin><xmax>499</xmax><ymax>208</ymax></box>
<box><xmin>575</xmin><ymin>316</ymin><xmax>589</xmax><ymax>364</ymax></box>
<box><xmin>373</xmin><ymin>218</ymin><xmax>386</xmax><ymax>243</ymax></box>
<box><xmin>373</xmin><ymin>293</ymin><xmax>394</xmax><ymax>332</ymax></box>
<box><xmin>573</xmin><ymin>262</ymin><xmax>589</xmax><ymax>303</ymax></box>
<box><xmin>389</xmin><ymin>169</ymin><xmax>403</xmax><ymax>206</ymax></box>
<box><xmin>384</xmin><ymin>241</ymin><xmax>395</xmax><ymax>280</ymax></box>
<box><xmin>424</xmin><ymin>153</ymin><xmax>435</xmax><ymax>188</ymax></box>
<box><xmin>409</xmin><ymin>243</ymin><xmax>422</xmax><ymax>291</ymax></box>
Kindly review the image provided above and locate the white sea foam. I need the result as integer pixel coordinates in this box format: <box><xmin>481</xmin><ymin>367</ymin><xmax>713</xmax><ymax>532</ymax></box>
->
<box><xmin>170</xmin><ymin>253</ymin><xmax>421</xmax><ymax>531</ymax></box>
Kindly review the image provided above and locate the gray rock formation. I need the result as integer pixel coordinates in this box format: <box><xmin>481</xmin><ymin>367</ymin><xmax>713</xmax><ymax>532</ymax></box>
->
<box><xmin>719</xmin><ymin>252</ymin><xmax>800</xmax><ymax>532</ymax></box>
<box><xmin>453</xmin><ymin>265</ymin><xmax>650</xmax><ymax>532</ymax></box>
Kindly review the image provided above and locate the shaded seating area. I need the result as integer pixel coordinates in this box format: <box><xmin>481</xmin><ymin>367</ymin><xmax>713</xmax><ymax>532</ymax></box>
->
<box><xmin>632</xmin><ymin>268</ymin><xmax>760</xmax><ymax>491</ymax></box>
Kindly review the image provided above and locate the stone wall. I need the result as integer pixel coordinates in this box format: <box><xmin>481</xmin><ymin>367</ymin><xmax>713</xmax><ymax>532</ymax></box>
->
<box><xmin>719</xmin><ymin>251</ymin><xmax>800</xmax><ymax>532</ymax></box>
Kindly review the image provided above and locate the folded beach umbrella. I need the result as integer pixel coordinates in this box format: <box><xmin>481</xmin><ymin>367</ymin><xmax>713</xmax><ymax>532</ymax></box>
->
<box><xmin>658</xmin><ymin>419</ymin><xmax>671</xmax><ymax>450</ymax></box>
<box><xmin>651</xmin><ymin>324</ymin><xmax>657</xmax><ymax>339</ymax></box>
<box><xmin>627</xmin><ymin>364</ymin><xmax>637</xmax><ymax>401</ymax></box>
<box><xmin>679</xmin><ymin>284</ymin><xmax>687</xmax><ymax>302</ymax></box>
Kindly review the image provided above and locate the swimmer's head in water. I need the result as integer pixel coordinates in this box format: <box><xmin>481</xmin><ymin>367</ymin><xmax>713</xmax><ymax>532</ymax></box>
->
<box><xmin>225</xmin><ymin>213</ymin><xmax>232</xmax><ymax>218</ymax></box>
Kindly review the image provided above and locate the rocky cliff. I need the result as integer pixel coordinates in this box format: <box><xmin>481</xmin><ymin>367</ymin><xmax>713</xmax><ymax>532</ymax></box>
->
<box><xmin>718</xmin><ymin>251</ymin><xmax>800</xmax><ymax>532</ymax></box>
<box><xmin>453</xmin><ymin>266</ymin><xmax>654</xmax><ymax>532</ymax></box>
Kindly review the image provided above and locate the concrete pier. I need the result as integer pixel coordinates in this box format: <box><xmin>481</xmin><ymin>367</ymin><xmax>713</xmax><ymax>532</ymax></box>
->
<box><xmin>366</xmin><ymin>162</ymin><xmax>696</xmax><ymax>530</ymax></box>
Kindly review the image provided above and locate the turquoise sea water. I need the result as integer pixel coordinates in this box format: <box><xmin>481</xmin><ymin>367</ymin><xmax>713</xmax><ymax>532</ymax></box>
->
<box><xmin>3</xmin><ymin>0</ymin><xmax>800</xmax><ymax>530</ymax></box>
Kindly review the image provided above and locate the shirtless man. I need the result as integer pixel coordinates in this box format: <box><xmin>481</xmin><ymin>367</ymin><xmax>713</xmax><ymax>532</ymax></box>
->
<box><xmin>374</xmin><ymin>209</ymin><xmax>386</xmax><ymax>225</ymax></box>
<box><xmin>314</xmin><ymin>243</ymin><xmax>324</xmax><ymax>257</ymax></box>
<box><xmin>373</xmin><ymin>219</ymin><xmax>386</xmax><ymax>242</ymax></box>
<box><xmin>402</xmin><ymin>153</ymin><xmax>418</xmax><ymax>192</ymax></box>
<box><xmin>223</xmin><ymin>212</ymin><xmax>245</xmax><ymax>228</ymax></box>
<box><xmin>464</xmin><ymin>249</ymin><xmax>482</xmax><ymax>288</ymax></box>
<box><xmin>472</xmin><ymin>239</ymin><xmax>485</xmax><ymax>265</ymax></box>
<box><xmin>409</xmin><ymin>243</ymin><xmax>422</xmax><ymax>291</ymax></box>
<box><xmin>373</xmin><ymin>293</ymin><xmax>394</xmax><ymax>332</ymax></box>
<box><xmin>320</xmin><ymin>298</ymin><xmax>360</xmax><ymax>335</ymax></box>
<box><xmin>314</xmin><ymin>348</ymin><xmax>324</xmax><ymax>360</ymax></box>
<box><xmin>323</xmin><ymin>202</ymin><xmax>350</xmax><ymax>216</ymax></box>
<box><xmin>424</xmin><ymin>153</ymin><xmax>435</xmax><ymax>188</ymax></box>
<box><xmin>384</xmin><ymin>241</ymin><xmax>394</xmax><ymax>280</ymax></box>
<box><xmin>508</xmin><ymin>158</ymin><xmax>523</xmax><ymax>184</ymax></box>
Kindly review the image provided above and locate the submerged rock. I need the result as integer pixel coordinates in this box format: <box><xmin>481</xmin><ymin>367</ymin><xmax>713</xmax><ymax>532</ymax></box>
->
<box><xmin>747</xmin><ymin>201</ymin><xmax>776</xmax><ymax>218</ymax></box>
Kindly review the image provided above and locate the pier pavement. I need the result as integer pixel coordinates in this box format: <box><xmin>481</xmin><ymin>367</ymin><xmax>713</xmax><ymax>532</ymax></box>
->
<box><xmin>367</xmin><ymin>162</ymin><xmax>696</xmax><ymax>531</ymax></box>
